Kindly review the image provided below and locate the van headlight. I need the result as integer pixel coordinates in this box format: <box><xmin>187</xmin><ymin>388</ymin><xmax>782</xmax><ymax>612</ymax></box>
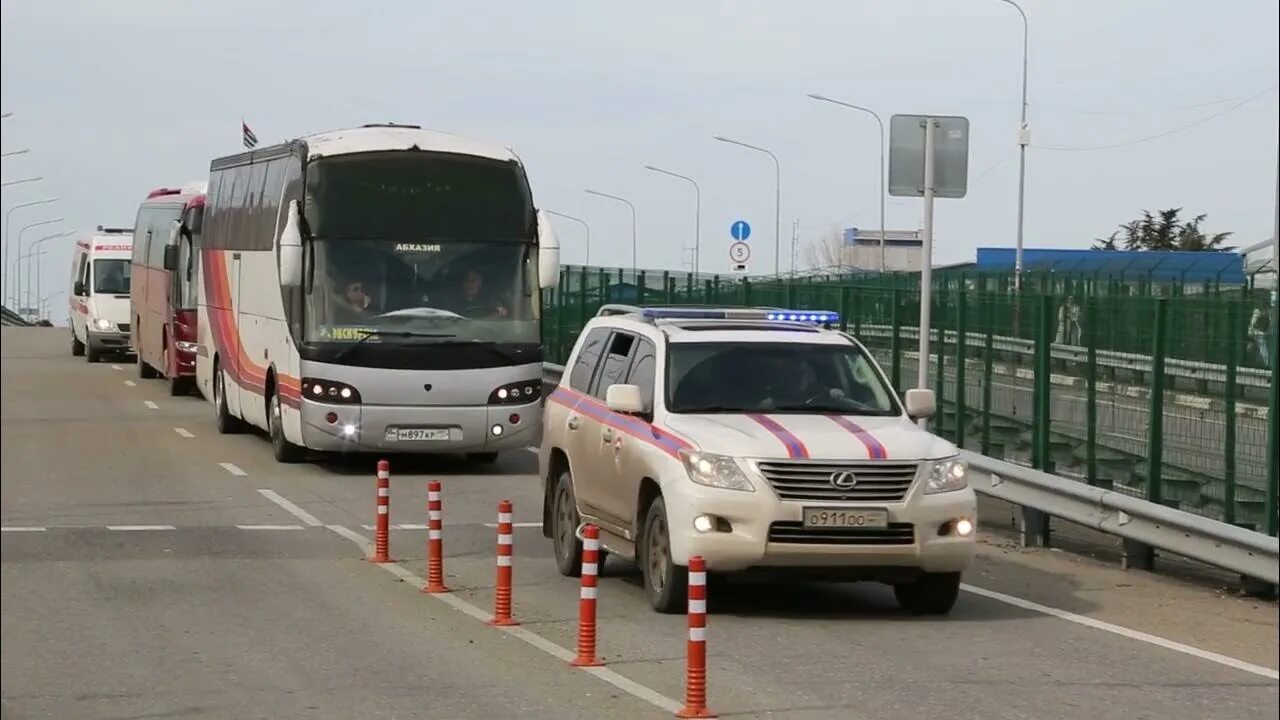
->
<box><xmin>925</xmin><ymin>457</ymin><xmax>968</xmax><ymax>494</ymax></box>
<box><xmin>94</xmin><ymin>318</ymin><xmax>114</xmax><ymax>331</ymax></box>
<box><xmin>678</xmin><ymin>450</ymin><xmax>755</xmax><ymax>492</ymax></box>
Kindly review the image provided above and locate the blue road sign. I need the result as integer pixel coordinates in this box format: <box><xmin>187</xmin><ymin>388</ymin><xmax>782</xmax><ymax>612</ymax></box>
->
<box><xmin>730</xmin><ymin>220</ymin><xmax>751</xmax><ymax>241</ymax></box>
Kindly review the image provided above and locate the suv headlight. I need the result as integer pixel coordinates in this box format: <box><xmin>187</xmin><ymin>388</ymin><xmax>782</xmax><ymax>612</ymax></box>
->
<box><xmin>94</xmin><ymin>318</ymin><xmax>114</xmax><ymax>331</ymax></box>
<box><xmin>925</xmin><ymin>457</ymin><xmax>968</xmax><ymax>494</ymax></box>
<box><xmin>678</xmin><ymin>450</ymin><xmax>755</xmax><ymax>492</ymax></box>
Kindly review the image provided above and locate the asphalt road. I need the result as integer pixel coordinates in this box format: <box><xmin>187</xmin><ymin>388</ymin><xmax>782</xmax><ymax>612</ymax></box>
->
<box><xmin>3</xmin><ymin>326</ymin><xmax>1277</xmax><ymax>719</ymax></box>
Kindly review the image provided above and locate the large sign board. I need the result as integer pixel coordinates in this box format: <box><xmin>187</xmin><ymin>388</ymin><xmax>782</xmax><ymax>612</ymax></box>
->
<box><xmin>888</xmin><ymin>114</ymin><xmax>970</xmax><ymax>199</ymax></box>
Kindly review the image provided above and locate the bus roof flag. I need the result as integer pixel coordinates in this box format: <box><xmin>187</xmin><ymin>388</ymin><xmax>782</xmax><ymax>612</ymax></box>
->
<box><xmin>242</xmin><ymin>120</ymin><xmax>258</xmax><ymax>149</ymax></box>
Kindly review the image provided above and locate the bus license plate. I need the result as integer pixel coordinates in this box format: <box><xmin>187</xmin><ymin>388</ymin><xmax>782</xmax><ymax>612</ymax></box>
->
<box><xmin>391</xmin><ymin>428</ymin><xmax>450</xmax><ymax>442</ymax></box>
<box><xmin>802</xmin><ymin>508</ymin><xmax>888</xmax><ymax>529</ymax></box>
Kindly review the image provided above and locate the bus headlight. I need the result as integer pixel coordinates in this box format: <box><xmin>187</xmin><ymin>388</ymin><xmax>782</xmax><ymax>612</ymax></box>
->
<box><xmin>302</xmin><ymin>377</ymin><xmax>362</xmax><ymax>405</ymax></box>
<box><xmin>488</xmin><ymin>380</ymin><xmax>541</xmax><ymax>405</ymax></box>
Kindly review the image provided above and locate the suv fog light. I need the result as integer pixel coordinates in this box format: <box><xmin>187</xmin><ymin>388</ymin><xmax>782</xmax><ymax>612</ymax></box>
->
<box><xmin>955</xmin><ymin>518</ymin><xmax>974</xmax><ymax>537</ymax></box>
<box><xmin>693</xmin><ymin>514</ymin><xmax>714</xmax><ymax>533</ymax></box>
<box><xmin>491</xmin><ymin>424</ymin><xmax>504</xmax><ymax>437</ymax></box>
<box><xmin>342</xmin><ymin>424</ymin><xmax>357</xmax><ymax>437</ymax></box>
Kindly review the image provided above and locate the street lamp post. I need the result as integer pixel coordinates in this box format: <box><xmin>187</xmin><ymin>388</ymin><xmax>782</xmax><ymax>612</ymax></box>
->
<box><xmin>14</xmin><ymin>217</ymin><xmax>63</xmax><ymax>308</ymax></box>
<box><xmin>16</xmin><ymin>249</ymin><xmax>45</xmax><ymax>319</ymax></box>
<box><xmin>643</xmin><ymin>165</ymin><xmax>702</xmax><ymax>275</ymax></box>
<box><xmin>4</xmin><ymin>197</ymin><xmax>59</xmax><ymax>303</ymax></box>
<box><xmin>807</xmin><ymin>93</ymin><xmax>887</xmax><ymax>273</ymax></box>
<box><xmin>27</xmin><ymin>230</ymin><xmax>73</xmax><ymax>318</ymax></box>
<box><xmin>584</xmin><ymin>189</ymin><xmax>638</xmax><ymax>274</ymax></box>
<box><xmin>999</xmin><ymin>0</ymin><xmax>1031</xmax><ymax>290</ymax></box>
<box><xmin>714</xmin><ymin>135</ymin><xmax>781</xmax><ymax>276</ymax></box>
<box><xmin>544</xmin><ymin>210</ymin><xmax>591</xmax><ymax>267</ymax></box>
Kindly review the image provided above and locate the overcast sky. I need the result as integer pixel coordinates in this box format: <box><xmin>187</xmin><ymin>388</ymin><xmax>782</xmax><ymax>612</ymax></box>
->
<box><xmin>2</xmin><ymin>0</ymin><xmax>1277</xmax><ymax>299</ymax></box>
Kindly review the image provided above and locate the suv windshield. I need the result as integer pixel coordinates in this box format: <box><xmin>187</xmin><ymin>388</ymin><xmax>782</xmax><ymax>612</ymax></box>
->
<box><xmin>666</xmin><ymin>341</ymin><xmax>899</xmax><ymax>415</ymax></box>
<box><xmin>93</xmin><ymin>259</ymin><xmax>131</xmax><ymax>295</ymax></box>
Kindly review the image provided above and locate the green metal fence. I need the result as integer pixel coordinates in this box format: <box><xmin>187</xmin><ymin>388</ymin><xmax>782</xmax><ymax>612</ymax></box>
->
<box><xmin>541</xmin><ymin>265</ymin><xmax>1280</xmax><ymax>537</ymax></box>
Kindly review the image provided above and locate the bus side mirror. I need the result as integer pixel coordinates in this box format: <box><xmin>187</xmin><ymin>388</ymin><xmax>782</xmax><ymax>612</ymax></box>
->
<box><xmin>536</xmin><ymin>210</ymin><xmax>560</xmax><ymax>290</ymax></box>
<box><xmin>73</xmin><ymin>280</ymin><xmax>86</xmax><ymax>297</ymax></box>
<box><xmin>163</xmin><ymin>244</ymin><xmax>179</xmax><ymax>271</ymax></box>
<box><xmin>279</xmin><ymin>200</ymin><xmax>304</xmax><ymax>288</ymax></box>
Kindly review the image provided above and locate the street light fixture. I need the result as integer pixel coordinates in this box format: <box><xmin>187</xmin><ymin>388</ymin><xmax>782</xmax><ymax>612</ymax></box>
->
<box><xmin>584</xmin><ymin>189</ymin><xmax>638</xmax><ymax>274</ymax></box>
<box><xmin>713</xmin><ymin>135</ymin><xmax>781</xmax><ymax>276</ymax></box>
<box><xmin>998</xmin><ymin>0</ymin><xmax>1031</xmax><ymax>290</ymax></box>
<box><xmin>544</xmin><ymin>210</ymin><xmax>591</xmax><ymax>267</ymax></box>
<box><xmin>643</xmin><ymin>165</ymin><xmax>702</xmax><ymax>276</ymax></box>
<box><xmin>14</xmin><ymin>217</ymin><xmax>63</xmax><ymax>307</ymax></box>
<box><xmin>26</xmin><ymin>230</ymin><xmax>74</xmax><ymax>317</ymax></box>
<box><xmin>806</xmin><ymin>93</ymin><xmax>887</xmax><ymax>273</ymax></box>
<box><xmin>1</xmin><ymin>149</ymin><xmax>30</xmax><ymax>159</ymax></box>
<box><xmin>3</xmin><ymin>196</ymin><xmax>59</xmax><ymax>303</ymax></box>
<box><xmin>1</xmin><ymin>176</ymin><xmax>42</xmax><ymax>188</ymax></box>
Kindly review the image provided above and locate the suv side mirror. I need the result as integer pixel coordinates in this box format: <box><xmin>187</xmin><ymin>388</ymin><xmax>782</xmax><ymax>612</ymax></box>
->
<box><xmin>904</xmin><ymin>389</ymin><xmax>936</xmax><ymax>420</ymax></box>
<box><xmin>605</xmin><ymin>384</ymin><xmax>645</xmax><ymax>414</ymax></box>
<box><xmin>162</xmin><ymin>244</ymin><xmax>179</xmax><ymax>271</ymax></box>
<box><xmin>73</xmin><ymin>280</ymin><xmax>86</xmax><ymax>297</ymax></box>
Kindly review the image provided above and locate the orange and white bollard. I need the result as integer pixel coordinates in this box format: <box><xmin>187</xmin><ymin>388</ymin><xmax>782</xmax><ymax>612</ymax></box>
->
<box><xmin>488</xmin><ymin>499</ymin><xmax>519</xmax><ymax>626</ymax></box>
<box><xmin>422</xmin><ymin>480</ymin><xmax>450</xmax><ymax>594</ymax></box>
<box><xmin>369</xmin><ymin>459</ymin><xmax>393</xmax><ymax>563</ymax></box>
<box><xmin>570</xmin><ymin>524</ymin><xmax>603</xmax><ymax>667</ymax></box>
<box><xmin>676</xmin><ymin>555</ymin><xmax>715</xmax><ymax>718</ymax></box>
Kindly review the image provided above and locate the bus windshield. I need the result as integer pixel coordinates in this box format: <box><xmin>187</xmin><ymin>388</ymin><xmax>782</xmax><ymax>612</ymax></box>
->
<box><xmin>303</xmin><ymin>239</ymin><xmax>539</xmax><ymax>346</ymax></box>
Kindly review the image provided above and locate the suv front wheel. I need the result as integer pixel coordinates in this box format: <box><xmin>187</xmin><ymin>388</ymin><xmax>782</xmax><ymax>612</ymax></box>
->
<box><xmin>640</xmin><ymin>497</ymin><xmax>686</xmax><ymax>614</ymax></box>
<box><xmin>551</xmin><ymin>469</ymin><xmax>583</xmax><ymax>577</ymax></box>
<box><xmin>893</xmin><ymin>572</ymin><xmax>962</xmax><ymax>615</ymax></box>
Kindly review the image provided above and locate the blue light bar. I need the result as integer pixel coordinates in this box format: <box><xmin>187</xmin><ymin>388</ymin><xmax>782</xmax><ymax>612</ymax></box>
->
<box><xmin>639</xmin><ymin>307</ymin><xmax>840</xmax><ymax>325</ymax></box>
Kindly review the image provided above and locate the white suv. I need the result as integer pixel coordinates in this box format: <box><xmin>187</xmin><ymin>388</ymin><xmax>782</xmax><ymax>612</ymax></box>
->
<box><xmin>539</xmin><ymin>306</ymin><xmax>976</xmax><ymax>614</ymax></box>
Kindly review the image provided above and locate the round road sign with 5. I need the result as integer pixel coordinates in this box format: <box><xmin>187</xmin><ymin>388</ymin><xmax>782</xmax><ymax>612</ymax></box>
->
<box><xmin>729</xmin><ymin>241</ymin><xmax>751</xmax><ymax>263</ymax></box>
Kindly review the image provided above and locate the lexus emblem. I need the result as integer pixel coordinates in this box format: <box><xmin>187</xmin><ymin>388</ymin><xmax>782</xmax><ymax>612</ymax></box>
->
<box><xmin>830</xmin><ymin>471</ymin><xmax>858</xmax><ymax>490</ymax></box>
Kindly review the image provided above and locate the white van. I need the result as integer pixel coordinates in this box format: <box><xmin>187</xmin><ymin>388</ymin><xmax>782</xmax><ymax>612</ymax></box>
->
<box><xmin>69</xmin><ymin>227</ymin><xmax>134</xmax><ymax>362</ymax></box>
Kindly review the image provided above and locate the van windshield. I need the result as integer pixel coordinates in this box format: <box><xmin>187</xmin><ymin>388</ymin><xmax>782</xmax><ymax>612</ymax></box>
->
<box><xmin>93</xmin><ymin>259</ymin><xmax>131</xmax><ymax>295</ymax></box>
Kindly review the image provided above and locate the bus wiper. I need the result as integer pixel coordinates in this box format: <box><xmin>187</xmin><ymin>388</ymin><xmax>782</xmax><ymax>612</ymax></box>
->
<box><xmin>431</xmin><ymin>340</ymin><xmax>522</xmax><ymax>362</ymax></box>
<box><xmin>333</xmin><ymin>329</ymin><xmax>455</xmax><ymax>362</ymax></box>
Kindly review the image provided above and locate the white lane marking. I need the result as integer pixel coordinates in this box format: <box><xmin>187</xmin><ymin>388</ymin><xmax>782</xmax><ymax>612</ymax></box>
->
<box><xmin>106</xmin><ymin>525</ymin><xmax>176</xmax><ymax>531</ymax></box>
<box><xmin>111</xmin><ymin>364</ymin><xmax>122</xmax><ymax>371</ymax></box>
<box><xmin>257</xmin><ymin>489</ymin><xmax>323</xmax><ymax>527</ymax></box>
<box><xmin>236</xmin><ymin>524</ymin><xmax>305</xmax><ymax>531</ymax></box>
<box><xmin>482</xmin><ymin>521</ymin><xmax>543</xmax><ymax>529</ymax></box>
<box><xmin>323</xmin><ymin>521</ymin><xmax>682</xmax><ymax>714</ymax></box>
<box><xmin>219</xmin><ymin>462</ymin><xmax>247</xmax><ymax>476</ymax></box>
<box><xmin>143</xmin><ymin>400</ymin><xmax>159</xmax><ymax>409</ymax></box>
<box><xmin>962</xmin><ymin>584</ymin><xmax>1279</xmax><ymax>680</ymax></box>
<box><xmin>174</xmin><ymin>428</ymin><xmax>195</xmax><ymax>439</ymax></box>
<box><xmin>1</xmin><ymin>527</ymin><xmax>47</xmax><ymax>532</ymax></box>
<box><xmin>124</xmin><ymin>380</ymin><xmax>137</xmax><ymax>387</ymax></box>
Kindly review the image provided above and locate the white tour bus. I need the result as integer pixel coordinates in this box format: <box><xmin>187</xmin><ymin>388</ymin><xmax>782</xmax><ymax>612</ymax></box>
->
<box><xmin>69</xmin><ymin>227</ymin><xmax>134</xmax><ymax>362</ymax></box>
<box><xmin>194</xmin><ymin>123</ymin><xmax>560</xmax><ymax>463</ymax></box>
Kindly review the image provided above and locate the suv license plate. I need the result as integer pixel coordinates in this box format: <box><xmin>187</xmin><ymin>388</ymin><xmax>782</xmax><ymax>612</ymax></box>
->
<box><xmin>392</xmin><ymin>428</ymin><xmax>450</xmax><ymax>442</ymax></box>
<box><xmin>802</xmin><ymin>508</ymin><xmax>888</xmax><ymax>529</ymax></box>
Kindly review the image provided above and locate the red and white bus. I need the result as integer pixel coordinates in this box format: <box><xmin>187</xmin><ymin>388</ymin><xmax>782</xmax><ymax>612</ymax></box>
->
<box><xmin>130</xmin><ymin>184</ymin><xmax>206</xmax><ymax>395</ymax></box>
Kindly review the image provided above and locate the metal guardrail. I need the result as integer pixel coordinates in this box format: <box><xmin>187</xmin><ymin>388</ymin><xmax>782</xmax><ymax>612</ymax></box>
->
<box><xmin>1</xmin><ymin>306</ymin><xmax>29</xmax><ymax>327</ymax></box>
<box><xmin>963</xmin><ymin>451</ymin><xmax>1278</xmax><ymax>584</ymax></box>
<box><xmin>540</xmin><ymin>361</ymin><xmax>1278</xmax><ymax>585</ymax></box>
<box><xmin>856</xmin><ymin>324</ymin><xmax>1270</xmax><ymax>389</ymax></box>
